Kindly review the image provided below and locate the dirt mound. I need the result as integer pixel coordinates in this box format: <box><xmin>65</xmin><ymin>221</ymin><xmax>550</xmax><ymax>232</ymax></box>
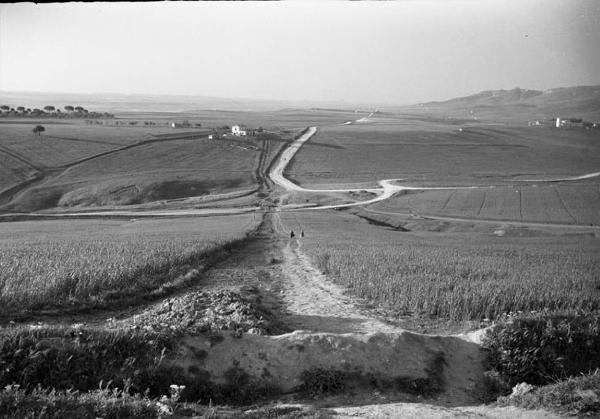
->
<box><xmin>121</xmin><ymin>287</ymin><xmax>287</xmax><ymax>335</ymax></box>
<box><xmin>174</xmin><ymin>329</ymin><xmax>484</xmax><ymax>405</ymax></box>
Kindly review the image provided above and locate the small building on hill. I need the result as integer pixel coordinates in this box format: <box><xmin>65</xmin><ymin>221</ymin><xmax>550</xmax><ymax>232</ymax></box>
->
<box><xmin>171</xmin><ymin>120</ymin><xmax>191</xmax><ymax>129</ymax></box>
<box><xmin>231</xmin><ymin>125</ymin><xmax>247</xmax><ymax>136</ymax></box>
<box><xmin>556</xmin><ymin>117</ymin><xmax>584</xmax><ymax>128</ymax></box>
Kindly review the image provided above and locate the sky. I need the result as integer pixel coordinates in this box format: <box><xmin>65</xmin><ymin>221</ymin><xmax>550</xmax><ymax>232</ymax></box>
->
<box><xmin>1</xmin><ymin>1</ymin><xmax>599</xmax><ymax>105</ymax></box>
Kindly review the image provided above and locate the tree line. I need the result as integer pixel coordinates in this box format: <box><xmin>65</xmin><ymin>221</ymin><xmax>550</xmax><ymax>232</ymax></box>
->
<box><xmin>0</xmin><ymin>105</ymin><xmax>114</xmax><ymax>119</ymax></box>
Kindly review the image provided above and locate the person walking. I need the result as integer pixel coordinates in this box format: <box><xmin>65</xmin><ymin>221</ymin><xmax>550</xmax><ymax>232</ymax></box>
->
<box><xmin>290</xmin><ymin>230</ymin><xmax>295</xmax><ymax>238</ymax></box>
<box><xmin>300</xmin><ymin>230</ymin><xmax>305</xmax><ymax>238</ymax></box>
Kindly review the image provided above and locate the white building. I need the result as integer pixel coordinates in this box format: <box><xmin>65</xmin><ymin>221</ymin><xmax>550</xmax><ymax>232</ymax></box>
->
<box><xmin>208</xmin><ymin>134</ymin><xmax>214</xmax><ymax>140</ymax></box>
<box><xmin>231</xmin><ymin>125</ymin><xmax>247</xmax><ymax>136</ymax></box>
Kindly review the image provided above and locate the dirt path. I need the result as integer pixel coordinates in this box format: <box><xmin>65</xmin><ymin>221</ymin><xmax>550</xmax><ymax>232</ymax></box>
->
<box><xmin>331</xmin><ymin>403</ymin><xmax>561</xmax><ymax>418</ymax></box>
<box><xmin>279</xmin><ymin>237</ymin><xmax>401</xmax><ymax>334</ymax></box>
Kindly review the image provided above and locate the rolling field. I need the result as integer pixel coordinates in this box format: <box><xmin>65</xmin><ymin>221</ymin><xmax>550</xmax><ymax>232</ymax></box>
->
<box><xmin>286</xmin><ymin>119</ymin><xmax>600</xmax><ymax>187</ymax></box>
<box><xmin>283</xmin><ymin>210</ymin><xmax>600</xmax><ymax>320</ymax></box>
<box><xmin>0</xmin><ymin>214</ymin><xmax>260</xmax><ymax>313</ymax></box>
<box><xmin>0</xmin><ymin>121</ymin><xmax>169</xmax><ymax>199</ymax></box>
<box><xmin>373</xmin><ymin>184</ymin><xmax>600</xmax><ymax>225</ymax></box>
<box><xmin>0</xmin><ymin>122</ymin><xmax>153</xmax><ymax>167</ymax></box>
<box><xmin>0</xmin><ymin>152</ymin><xmax>38</xmax><ymax>194</ymax></box>
<box><xmin>49</xmin><ymin>138</ymin><xmax>259</xmax><ymax>207</ymax></box>
<box><xmin>0</xmin><ymin>119</ymin><xmax>262</xmax><ymax>211</ymax></box>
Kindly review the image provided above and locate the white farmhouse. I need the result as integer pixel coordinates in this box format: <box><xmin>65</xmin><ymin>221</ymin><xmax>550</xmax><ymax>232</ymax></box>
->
<box><xmin>231</xmin><ymin>125</ymin><xmax>247</xmax><ymax>136</ymax></box>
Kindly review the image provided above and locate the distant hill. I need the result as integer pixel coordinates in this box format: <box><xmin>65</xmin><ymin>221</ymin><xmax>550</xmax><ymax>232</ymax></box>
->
<box><xmin>402</xmin><ymin>85</ymin><xmax>600</xmax><ymax>121</ymax></box>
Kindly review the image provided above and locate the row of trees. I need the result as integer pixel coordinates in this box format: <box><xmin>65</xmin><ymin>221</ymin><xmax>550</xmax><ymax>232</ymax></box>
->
<box><xmin>0</xmin><ymin>105</ymin><xmax>114</xmax><ymax>119</ymax></box>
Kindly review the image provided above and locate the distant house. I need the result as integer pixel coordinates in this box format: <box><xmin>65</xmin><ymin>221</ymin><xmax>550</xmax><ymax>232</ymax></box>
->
<box><xmin>171</xmin><ymin>120</ymin><xmax>191</xmax><ymax>129</ymax></box>
<box><xmin>208</xmin><ymin>134</ymin><xmax>214</xmax><ymax>140</ymax></box>
<box><xmin>556</xmin><ymin>117</ymin><xmax>584</xmax><ymax>128</ymax></box>
<box><xmin>231</xmin><ymin>125</ymin><xmax>247</xmax><ymax>136</ymax></box>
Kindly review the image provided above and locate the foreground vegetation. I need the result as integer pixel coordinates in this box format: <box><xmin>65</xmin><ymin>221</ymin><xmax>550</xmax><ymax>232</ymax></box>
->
<box><xmin>286</xmin><ymin>211</ymin><xmax>600</xmax><ymax>321</ymax></box>
<box><xmin>0</xmin><ymin>215</ymin><xmax>259</xmax><ymax>314</ymax></box>
<box><xmin>482</xmin><ymin>313</ymin><xmax>600</xmax><ymax>415</ymax></box>
<box><xmin>497</xmin><ymin>370</ymin><xmax>600</xmax><ymax>416</ymax></box>
<box><xmin>484</xmin><ymin>313</ymin><xmax>600</xmax><ymax>386</ymax></box>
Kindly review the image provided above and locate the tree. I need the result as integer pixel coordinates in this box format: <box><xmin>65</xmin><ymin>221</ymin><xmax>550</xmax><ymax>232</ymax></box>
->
<box><xmin>74</xmin><ymin>106</ymin><xmax>84</xmax><ymax>112</ymax></box>
<box><xmin>43</xmin><ymin>106</ymin><xmax>55</xmax><ymax>112</ymax></box>
<box><xmin>32</xmin><ymin>125</ymin><xmax>45</xmax><ymax>136</ymax></box>
<box><xmin>0</xmin><ymin>105</ymin><xmax>9</xmax><ymax>111</ymax></box>
<box><xmin>64</xmin><ymin>106</ymin><xmax>74</xmax><ymax>112</ymax></box>
<box><xmin>17</xmin><ymin>106</ymin><xmax>25</xmax><ymax>112</ymax></box>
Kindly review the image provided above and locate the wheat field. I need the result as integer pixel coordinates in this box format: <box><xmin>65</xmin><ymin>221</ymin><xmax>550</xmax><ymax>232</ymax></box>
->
<box><xmin>0</xmin><ymin>214</ymin><xmax>260</xmax><ymax>312</ymax></box>
<box><xmin>285</xmin><ymin>211</ymin><xmax>600</xmax><ymax>320</ymax></box>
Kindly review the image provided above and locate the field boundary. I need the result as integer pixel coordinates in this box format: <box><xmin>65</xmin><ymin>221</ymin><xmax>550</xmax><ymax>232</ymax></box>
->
<box><xmin>361</xmin><ymin>206</ymin><xmax>600</xmax><ymax>230</ymax></box>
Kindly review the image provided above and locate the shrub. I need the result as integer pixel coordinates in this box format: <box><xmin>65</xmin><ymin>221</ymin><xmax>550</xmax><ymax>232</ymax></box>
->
<box><xmin>484</xmin><ymin>313</ymin><xmax>600</xmax><ymax>386</ymax></box>
<box><xmin>299</xmin><ymin>368</ymin><xmax>347</xmax><ymax>397</ymax></box>
<box><xmin>0</xmin><ymin>328</ymin><xmax>176</xmax><ymax>397</ymax></box>
<box><xmin>0</xmin><ymin>385</ymin><xmax>162</xmax><ymax>418</ymax></box>
<box><xmin>498</xmin><ymin>370</ymin><xmax>600</xmax><ymax>415</ymax></box>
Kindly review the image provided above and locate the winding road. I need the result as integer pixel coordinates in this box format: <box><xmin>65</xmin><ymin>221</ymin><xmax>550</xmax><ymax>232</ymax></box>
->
<box><xmin>269</xmin><ymin>125</ymin><xmax>599</xmax><ymax>229</ymax></box>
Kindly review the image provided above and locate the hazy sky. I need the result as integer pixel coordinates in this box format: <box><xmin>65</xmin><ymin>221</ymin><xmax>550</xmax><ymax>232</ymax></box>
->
<box><xmin>1</xmin><ymin>1</ymin><xmax>599</xmax><ymax>105</ymax></box>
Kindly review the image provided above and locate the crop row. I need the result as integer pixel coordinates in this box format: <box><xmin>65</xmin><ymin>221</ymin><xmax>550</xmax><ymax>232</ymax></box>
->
<box><xmin>377</xmin><ymin>185</ymin><xmax>600</xmax><ymax>225</ymax></box>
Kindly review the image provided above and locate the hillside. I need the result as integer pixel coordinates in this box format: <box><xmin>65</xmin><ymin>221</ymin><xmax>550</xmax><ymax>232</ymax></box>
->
<box><xmin>402</xmin><ymin>85</ymin><xmax>600</xmax><ymax>121</ymax></box>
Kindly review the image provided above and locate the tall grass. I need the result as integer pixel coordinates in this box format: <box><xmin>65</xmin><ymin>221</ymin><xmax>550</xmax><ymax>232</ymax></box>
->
<box><xmin>0</xmin><ymin>215</ymin><xmax>260</xmax><ymax>312</ymax></box>
<box><xmin>288</xmin><ymin>212</ymin><xmax>600</xmax><ymax>321</ymax></box>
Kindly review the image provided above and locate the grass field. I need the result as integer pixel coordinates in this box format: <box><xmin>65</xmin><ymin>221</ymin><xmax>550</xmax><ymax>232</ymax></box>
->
<box><xmin>0</xmin><ymin>152</ymin><xmax>38</xmax><ymax>194</ymax></box>
<box><xmin>0</xmin><ymin>214</ymin><xmax>260</xmax><ymax>313</ymax></box>
<box><xmin>372</xmin><ymin>184</ymin><xmax>600</xmax><ymax>225</ymax></box>
<box><xmin>286</xmin><ymin>119</ymin><xmax>600</xmax><ymax>187</ymax></box>
<box><xmin>0</xmin><ymin>122</ymin><xmax>152</xmax><ymax>167</ymax></box>
<box><xmin>283</xmin><ymin>210</ymin><xmax>600</xmax><ymax>321</ymax></box>
<box><xmin>0</xmin><ymin>119</ymin><xmax>264</xmax><ymax>211</ymax></box>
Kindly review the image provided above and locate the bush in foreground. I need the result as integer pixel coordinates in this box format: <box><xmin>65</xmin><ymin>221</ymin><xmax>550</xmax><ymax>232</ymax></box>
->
<box><xmin>498</xmin><ymin>370</ymin><xmax>600</xmax><ymax>415</ymax></box>
<box><xmin>0</xmin><ymin>385</ymin><xmax>163</xmax><ymax>418</ymax></box>
<box><xmin>0</xmin><ymin>327</ymin><xmax>178</xmax><ymax>398</ymax></box>
<box><xmin>484</xmin><ymin>313</ymin><xmax>600</xmax><ymax>387</ymax></box>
